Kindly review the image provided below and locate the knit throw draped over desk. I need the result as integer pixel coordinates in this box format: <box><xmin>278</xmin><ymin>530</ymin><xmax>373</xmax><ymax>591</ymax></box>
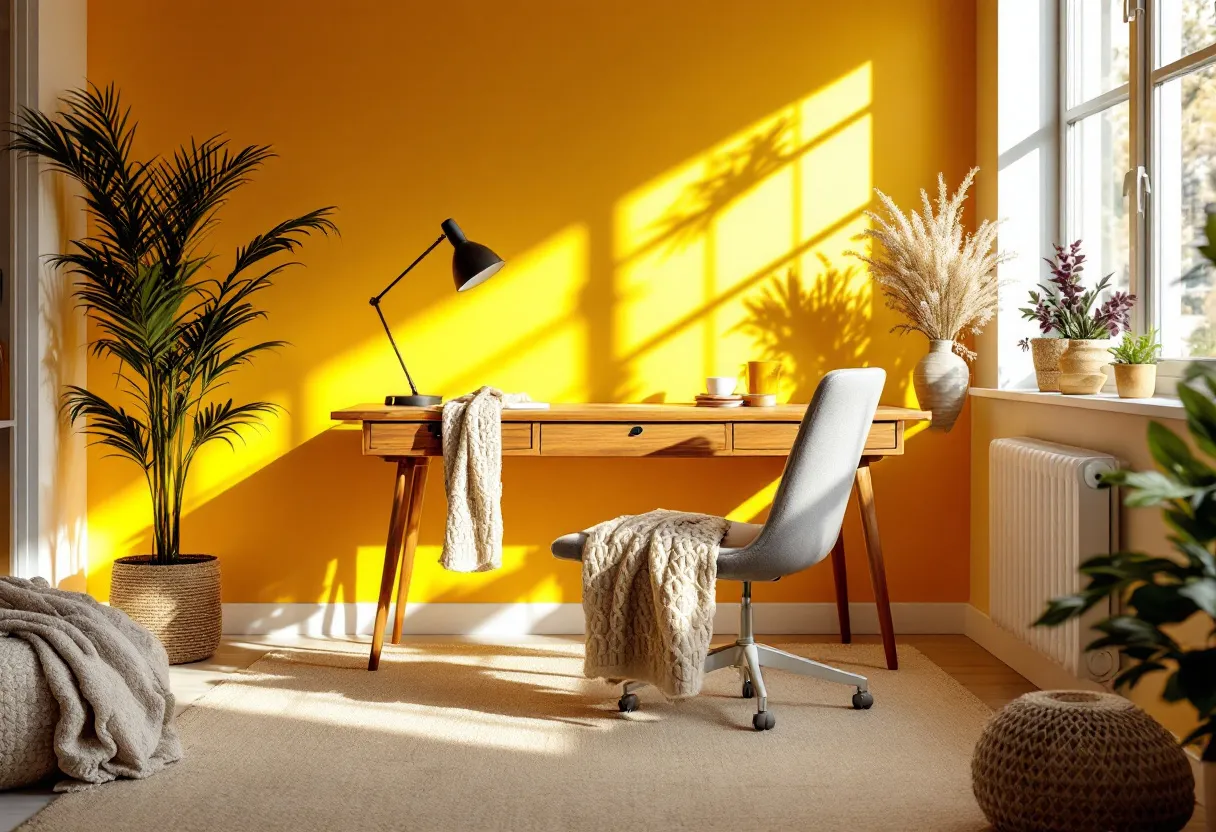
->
<box><xmin>581</xmin><ymin>510</ymin><xmax>730</xmax><ymax>699</ymax></box>
<box><xmin>440</xmin><ymin>387</ymin><xmax>531</xmax><ymax>572</ymax></box>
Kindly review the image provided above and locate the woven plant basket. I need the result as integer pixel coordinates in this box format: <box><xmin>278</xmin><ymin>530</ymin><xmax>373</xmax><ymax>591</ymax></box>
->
<box><xmin>972</xmin><ymin>690</ymin><xmax>1194</xmax><ymax>832</ymax></box>
<box><xmin>110</xmin><ymin>555</ymin><xmax>221</xmax><ymax>664</ymax></box>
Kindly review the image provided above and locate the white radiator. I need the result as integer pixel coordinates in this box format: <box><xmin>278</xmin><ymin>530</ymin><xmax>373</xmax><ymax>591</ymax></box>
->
<box><xmin>989</xmin><ymin>437</ymin><xmax>1120</xmax><ymax>682</ymax></box>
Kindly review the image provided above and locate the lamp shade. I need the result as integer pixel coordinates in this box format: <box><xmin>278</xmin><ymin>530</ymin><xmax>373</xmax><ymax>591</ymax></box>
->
<box><xmin>442</xmin><ymin>218</ymin><xmax>505</xmax><ymax>292</ymax></box>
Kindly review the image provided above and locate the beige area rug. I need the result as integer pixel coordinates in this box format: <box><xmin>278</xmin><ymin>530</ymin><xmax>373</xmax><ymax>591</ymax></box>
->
<box><xmin>22</xmin><ymin>641</ymin><xmax>994</xmax><ymax>831</ymax></box>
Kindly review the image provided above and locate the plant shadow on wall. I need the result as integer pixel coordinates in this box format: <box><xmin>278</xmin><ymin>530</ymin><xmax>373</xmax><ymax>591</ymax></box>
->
<box><xmin>651</xmin><ymin>118</ymin><xmax>796</xmax><ymax>253</ymax></box>
<box><xmin>731</xmin><ymin>256</ymin><xmax>871</xmax><ymax>400</ymax></box>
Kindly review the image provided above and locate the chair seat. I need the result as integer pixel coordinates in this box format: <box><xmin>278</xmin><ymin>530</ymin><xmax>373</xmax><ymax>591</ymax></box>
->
<box><xmin>551</xmin><ymin>532</ymin><xmax>589</xmax><ymax>562</ymax></box>
<box><xmin>551</xmin><ymin>521</ymin><xmax>765</xmax><ymax>580</ymax></box>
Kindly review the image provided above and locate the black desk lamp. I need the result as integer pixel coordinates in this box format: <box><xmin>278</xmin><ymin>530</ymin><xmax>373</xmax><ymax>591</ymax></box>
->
<box><xmin>370</xmin><ymin>218</ymin><xmax>505</xmax><ymax>406</ymax></box>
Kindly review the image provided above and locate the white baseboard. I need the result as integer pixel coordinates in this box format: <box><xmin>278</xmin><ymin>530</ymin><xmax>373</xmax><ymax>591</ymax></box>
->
<box><xmin>962</xmin><ymin>606</ymin><xmax>1107</xmax><ymax>693</ymax></box>
<box><xmin>221</xmin><ymin>601</ymin><xmax>967</xmax><ymax>638</ymax></box>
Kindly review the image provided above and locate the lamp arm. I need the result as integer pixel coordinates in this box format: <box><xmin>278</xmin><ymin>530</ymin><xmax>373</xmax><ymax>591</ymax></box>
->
<box><xmin>371</xmin><ymin>301</ymin><xmax>421</xmax><ymax>395</ymax></box>
<box><xmin>372</xmin><ymin>233</ymin><xmax>447</xmax><ymax>303</ymax></box>
<box><xmin>369</xmin><ymin>233</ymin><xmax>447</xmax><ymax>396</ymax></box>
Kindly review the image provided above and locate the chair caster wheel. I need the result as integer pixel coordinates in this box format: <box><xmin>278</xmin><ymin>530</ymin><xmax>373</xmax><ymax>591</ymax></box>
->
<box><xmin>752</xmin><ymin>711</ymin><xmax>775</xmax><ymax>731</ymax></box>
<box><xmin>618</xmin><ymin>693</ymin><xmax>639</xmax><ymax>713</ymax></box>
<box><xmin>742</xmin><ymin>680</ymin><xmax>754</xmax><ymax>699</ymax></box>
<box><xmin>852</xmin><ymin>691</ymin><xmax>874</xmax><ymax>710</ymax></box>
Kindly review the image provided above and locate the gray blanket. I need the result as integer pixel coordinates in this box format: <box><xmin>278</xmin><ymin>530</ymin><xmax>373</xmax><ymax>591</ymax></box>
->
<box><xmin>0</xmin><ymin>576</ymin><xmax>182</xmax><ymax>791</ymax></box>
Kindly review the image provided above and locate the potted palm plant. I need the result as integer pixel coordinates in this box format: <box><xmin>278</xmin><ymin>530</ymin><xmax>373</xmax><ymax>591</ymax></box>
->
<box><xmin>847</xmin><ymin>167</ymin><xmax>1014</xmax><ymax>432</ymax></box>
<box><xmin>1018</xmin><ymin>241</ymin><xmax>1136</xmax><ymax>395</ymax></box>
<box><xmin>1109</xmin><ymin>330</ymin><xmax>1162</xmax><ymax>398</ymax></box>
<box><xmin>9</xmin><ymin>85</ymin><xmax>335</xmax><ymax>663</ymax></box>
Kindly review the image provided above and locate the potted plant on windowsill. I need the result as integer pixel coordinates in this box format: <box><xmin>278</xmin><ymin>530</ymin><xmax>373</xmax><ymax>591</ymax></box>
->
<box><xmin>847</xmin><ymin>167</ymin><xmax>1014</xmax><ymax>431</ymax></box>
<box><xmin>1018</xmin><ymin>240</ymin><xmax>1136</xmax><ymax>395</ymax></box>
<box><xmin>9</xmin><ymin>85</ymin><xmax>336</xmax><ymax>663</ymax></box>
<box><xmin>1109</xmin><ymin>330</ymin><xmax>1162</xmax><ymax>399</ymax></box>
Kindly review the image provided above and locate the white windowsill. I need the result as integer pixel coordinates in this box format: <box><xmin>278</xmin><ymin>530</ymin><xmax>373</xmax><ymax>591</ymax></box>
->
<box><xmin>969</xmin><ymin>387</ymin><xmax>1187</xmax><ymax>420</ymax></box>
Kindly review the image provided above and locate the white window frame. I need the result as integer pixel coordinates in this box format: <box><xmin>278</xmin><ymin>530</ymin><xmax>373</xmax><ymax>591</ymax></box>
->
<box><xmin>1059</xmin><ymin>0</ymin><xmax>1216</xmax><ymax>394</ymax></box>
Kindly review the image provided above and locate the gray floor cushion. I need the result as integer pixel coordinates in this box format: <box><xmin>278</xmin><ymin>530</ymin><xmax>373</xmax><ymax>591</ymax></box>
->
<box><xmin>0</xmin><ymin>638</ymin><xmax>58</xmax><ymax>789</ymax></box>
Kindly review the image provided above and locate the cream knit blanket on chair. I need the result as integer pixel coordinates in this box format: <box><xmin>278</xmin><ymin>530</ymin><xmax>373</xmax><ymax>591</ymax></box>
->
<box><xmin>440</xmin><ymin>386</ymin><xmax>530</xmax><ymax>572</ymax></box>
<box><xmin>581</xmin><ymin>509</ymin><xmax>730</xmax><ymax>699</ymax></box>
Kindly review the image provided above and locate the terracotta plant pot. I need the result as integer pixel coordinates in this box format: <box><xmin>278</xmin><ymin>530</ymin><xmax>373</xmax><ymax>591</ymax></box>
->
<box><xmin>110</xmin><ymin>555</ymin><xmax>221</xmax><ymax>664</ymax></box>
<box><xmin>1029</xmin><ymin>337</ymin><xmax>1068</xmax><ymax>392</ymax></box>
<box><xmin>913</xmin><ymin>339</ymin><xmax>970</xmax><ymax>432</ymax></box>
<box><xmin>1058</xmin><ymin>339</ymin><xmax>1112</xmax><ymax>395</ymax></box>
<box><xmin>1113</xmin><ymin>364</ymin><xmax>1157</xmax><ymax>399</ymax></box>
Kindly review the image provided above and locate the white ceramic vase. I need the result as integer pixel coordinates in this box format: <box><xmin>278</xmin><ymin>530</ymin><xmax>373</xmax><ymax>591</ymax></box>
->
<box><xmin>913</xmin><ymin>339</ymin><xmax>969</xmax><ymax>432</ymax></box>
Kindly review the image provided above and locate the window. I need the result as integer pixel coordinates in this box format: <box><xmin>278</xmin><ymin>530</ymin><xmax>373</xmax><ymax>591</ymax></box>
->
<box><xmin>1154</xmin><ymin>0</ymin><xmax>1216</xmax><ymax>358</ymax></box>
<box><xmin>1061</xmin><ymin>0</ymin><xmax>1216</xmax><ymax>378</ymax></box>
<box><xmin>1063</xmin><ymin>0</ymin><xmax>1131</xmax><ymax>297</ymax></box>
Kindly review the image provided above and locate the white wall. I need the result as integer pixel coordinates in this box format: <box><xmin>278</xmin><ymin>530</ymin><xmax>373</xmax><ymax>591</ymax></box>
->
<box><xmin>10</xmin><ymin>0</ymin><xmax>87</xmax><ymax>589</ymax></box>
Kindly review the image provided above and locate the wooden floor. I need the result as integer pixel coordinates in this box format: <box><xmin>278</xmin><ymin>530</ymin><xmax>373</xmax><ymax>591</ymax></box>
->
<box><xmin>0</xmin><ymin>634</ymin><xmax>1205</xmax><ymax>831</ymax></box>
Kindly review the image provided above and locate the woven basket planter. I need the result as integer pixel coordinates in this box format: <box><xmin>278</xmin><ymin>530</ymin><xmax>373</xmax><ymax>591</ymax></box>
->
<box><xmin>972</xmin><ymin>690</ymin><xmax>1194</xmax><ymax>832</ymax></box>
<box><xmin>110</xmin><ymin>555</ymin><xmax>221</xmax><ymax>664</ymax></box>
<box><xmin>1030</xmin><ymin>337</ymin><xmax>1068</xmax><ymax>392</ymax></box>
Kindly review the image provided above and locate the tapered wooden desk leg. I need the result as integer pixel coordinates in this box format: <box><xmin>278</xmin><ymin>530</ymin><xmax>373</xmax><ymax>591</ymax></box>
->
<box><xmin>368</xmin><ymin>458</ymin><xmax>416</xmax><ymax>671</ymax></box>
<box><xmin>392</xmin><ymin>458</ymin><xmax>430</xmax><ymax>645</ymax></box>
<box><xmin>854</xmin><ymin>460</ymin><xmax>897</xmax><ymax>670</ymax></box>
<box><xmin>829</xmin><ymin>531</ymin><xmax>851</xmax><ymax>644</ymax></box>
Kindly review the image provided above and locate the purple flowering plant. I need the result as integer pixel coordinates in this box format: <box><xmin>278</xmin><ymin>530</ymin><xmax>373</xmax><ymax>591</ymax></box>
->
<box><xmin>1017</xmin><ymin>240</ymin><xmax>1136</xmax><ymax>350</ymax></box>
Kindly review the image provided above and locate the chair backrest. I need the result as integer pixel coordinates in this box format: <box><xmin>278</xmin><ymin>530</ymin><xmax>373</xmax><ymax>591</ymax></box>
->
<box><xmin>723</xmin><ymin>367</ymin><xmax>886</xmax><ymax>582</ymax></box>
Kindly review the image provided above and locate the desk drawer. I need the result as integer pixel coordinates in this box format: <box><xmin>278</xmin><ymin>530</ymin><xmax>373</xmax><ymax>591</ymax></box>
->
<box><xmin>540</xmin><ymin>422</ymin><xmax>729</xmax><ymax>457</ymax></box>
<box><xmin>364</xmin><ymin>422</ymin><xmax>534</xmax><ymax>455</ymax></box>
<box><xmin>733</xmin><ymin>422</ymin><xmax>898</xmax><ymax>454</ymax></box>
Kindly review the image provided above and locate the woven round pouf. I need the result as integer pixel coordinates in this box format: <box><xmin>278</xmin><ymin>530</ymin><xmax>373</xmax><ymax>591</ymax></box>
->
<box><xmin>972</xmin><ymin>690</ymin><xmax>1194</xmax><ymax>832</ymax></box>
<box><xmin>0</xmin><ymin>638</ymin><xmax>58</xmax><ymax>789</ymax></box>
<box><xmin>110</xmin><ymin>555</ymin><xmax>222</xmax><ymax>664</ymax></box>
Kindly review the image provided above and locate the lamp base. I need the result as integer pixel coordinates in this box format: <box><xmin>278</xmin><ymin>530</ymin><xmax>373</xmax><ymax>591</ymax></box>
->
<box><xmin>385</xmin><ymin>394</ymin><xmax>443</xmax><ymax>407</ymax></box>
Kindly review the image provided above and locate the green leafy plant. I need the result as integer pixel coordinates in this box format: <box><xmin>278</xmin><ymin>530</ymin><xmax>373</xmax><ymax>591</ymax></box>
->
<box><xmin>1108</xmin><ymin>330</ymin><xmax>1162</xmax><ymax>365</ymax></box>
<box><xmin>1036</xmin><ymin>361</ymin><xmax>1216</xmax><ymax>761</ymax></box>
<box><xmin>8</xmin><ymin>84</ymin><xmax>336</xmax><ymax>563</ymax></box>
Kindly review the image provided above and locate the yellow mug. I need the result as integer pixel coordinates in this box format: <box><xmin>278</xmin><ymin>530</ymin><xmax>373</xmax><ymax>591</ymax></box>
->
<box><xmin>746</xmin><ymin>361</ymin><xmax>782</xmax><ymax>395</ymax></box>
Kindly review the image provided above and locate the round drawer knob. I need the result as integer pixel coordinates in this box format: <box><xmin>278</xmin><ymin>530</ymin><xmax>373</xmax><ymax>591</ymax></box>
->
<box><xmin>628</xmin><ymin>426</ymin><xmax>643</xmax><ymax>437</ymax></box>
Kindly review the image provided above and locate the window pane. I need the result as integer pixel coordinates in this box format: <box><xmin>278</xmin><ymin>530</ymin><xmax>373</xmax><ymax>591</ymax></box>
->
<box><xmin>1072</xmin><ymin>0</ymin><xmax>1129</xmax><ymax>105</ymax></box>
<box><xmin>1157</xmin><ymin>63</ymin><xmax>1216</xmax><ymax>358</ymax></box>
<box><xmin>1069</xmin><ymin>103</ymin><xmax>1131</xmax><ymax>298</ymax></box>
<box><xmin>1157</xmin><ymin>0</ymin><xmax>1216</xmax><ymax>68</ymax></box>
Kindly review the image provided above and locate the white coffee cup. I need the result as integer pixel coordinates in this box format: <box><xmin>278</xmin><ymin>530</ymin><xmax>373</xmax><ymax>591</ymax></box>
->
<box><xmin>706</xmin><ymin>376</ymin><xmax>737</xmax><ymax>396</ymax></box>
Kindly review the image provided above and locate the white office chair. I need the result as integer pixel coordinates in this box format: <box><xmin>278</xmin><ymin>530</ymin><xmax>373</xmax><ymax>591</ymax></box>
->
<box><xmin>551</xmin><ymin>368</ymin><xmax>886</xmax><ymax>731</ymax></box>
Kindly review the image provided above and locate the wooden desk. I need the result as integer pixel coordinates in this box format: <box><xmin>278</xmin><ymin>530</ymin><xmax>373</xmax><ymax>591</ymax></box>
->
<box><xmin>330</xmin><ymin>403</ymin><xmax>931</xmax><ymax>672</ymax></box>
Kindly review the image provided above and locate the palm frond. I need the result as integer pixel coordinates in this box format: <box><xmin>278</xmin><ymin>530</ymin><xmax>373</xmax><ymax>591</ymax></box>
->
<box><xmin>191</xmin><ymin>399</ymin><xmax>279</xmax><ymax>452</ymax></box>
<box><xmin>61</xmin><ymin>385</ymin><xmax>150</xmax><ymax>468</ymax></box>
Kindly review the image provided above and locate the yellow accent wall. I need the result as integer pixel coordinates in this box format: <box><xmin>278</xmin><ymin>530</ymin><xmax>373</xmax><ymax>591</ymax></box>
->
<box><xmin>85</xmin><ymin>1</ymin><xmax>976</xmax><ymax>606</ymax></box>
